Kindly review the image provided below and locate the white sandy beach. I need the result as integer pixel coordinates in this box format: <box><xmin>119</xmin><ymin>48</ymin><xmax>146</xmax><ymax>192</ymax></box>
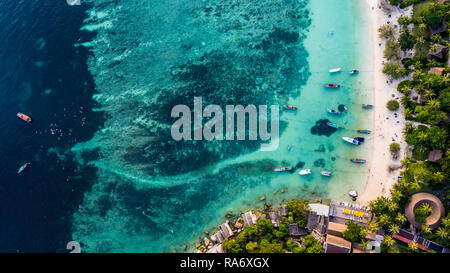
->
<box><xmin>358</xmin><ymin>1</ymin><xmax>412</xmax><ymax>205</ymax></box>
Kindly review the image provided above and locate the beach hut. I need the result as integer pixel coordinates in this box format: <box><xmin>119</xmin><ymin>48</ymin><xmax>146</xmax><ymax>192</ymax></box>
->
<box><xmin>428</xmin><ymin>44</ymin><xmax>448</xmax><ymax>59</ymax></box>
<box><xmin>269</xmin><ymin>211</ymin><xmax>281</xmax><ymax>227</ymax></box>
<box><xmin>242</xmin><ymin>211</ymin><xmax>257</xmax><ymax>226</ymax></box>
<box><xmin>428</xmin><ymin>150</ymin><xmax>443</xmax><ymax>162</ymax></box>
<box><xmin>288</xmin><ymin>223</ymin><xmax>306</xmax><ymax>237</ymax></box>
<box><xmin>429</xmin><ymin>67</ymin><xmax>446</xmax><ymax>76</ymax></box>
<box><xmin>278</xmin><ymin>205</ymin><xmax>288</xmax><ymax>217</ymax></box>
<box><xmin>325</xmin><ymin>234</ymin><xmax>351</xmax><ymax>253</ymax></box>
<box><xmin>219</xmin><ymin>222</ymin><xmax>234</xmax><ymax>239</ymax></box>
<box><xmin>211</xmin><ymin>231</ymin><xmax>224</xmax><ymax>244</ymax></box>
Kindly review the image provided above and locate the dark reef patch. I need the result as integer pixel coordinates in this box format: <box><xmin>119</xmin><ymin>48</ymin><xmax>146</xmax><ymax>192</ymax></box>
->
<box><xmin>314</xmin><ymin>144</ymin><xmax>326</xmax><ymax>152</ymax></box>
<box><xmin>314</xmin><ymin>159</ymin><xmax>326</xmax><ymax>168</ymax></box>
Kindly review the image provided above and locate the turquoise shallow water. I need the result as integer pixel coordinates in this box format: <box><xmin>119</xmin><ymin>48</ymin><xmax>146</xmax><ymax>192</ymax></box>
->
<box><xmin>71</xmin><ymin>0</ymin><xmax>373</xmax><ymax>252</ymax></box>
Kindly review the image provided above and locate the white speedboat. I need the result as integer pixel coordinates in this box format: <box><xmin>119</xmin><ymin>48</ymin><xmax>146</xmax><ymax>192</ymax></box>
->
<box><xmin>321</xmin><ymin>171</ymin><xmax>331</xmax><ymax>177</ymax></box>
<box><xmin>298</xmin><ymin>169</ymin><xmax>312</xmax><ymax>175</ymax></box>
<box><xmin>343</xmin><ymin>137</ymin><xmax>359</xmax><ymax>145</ymax></box>
<box><xmin>329</xmin><ymin>68</ymin><xmax>342</xmax><ymax>73</ymax></box>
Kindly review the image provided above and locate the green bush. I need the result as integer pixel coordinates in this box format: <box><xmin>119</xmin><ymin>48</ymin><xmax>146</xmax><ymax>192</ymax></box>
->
<box><xmin>387</xmin><ymin>100</ymin><xmax>400</xmax><ymax>111</ymax></box>
<box><xmin>383</xmin><ymin>62</ymin><xmax>409</xmax><ymax>79</ymax></box>
<box><xmin>390</xmin><ymin>143</ymin><xmax>401</xmax><ymax>154</ymax></box>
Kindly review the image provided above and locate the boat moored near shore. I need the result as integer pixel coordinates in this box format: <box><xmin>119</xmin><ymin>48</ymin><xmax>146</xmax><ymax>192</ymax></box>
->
<box><xmin>350</xmin><ymin>158</ymin><xmax>366</xmax><ymax>164</ymax></box>
<box><xmin>274</xmin><ymin>166</ymin><xmax>292</xmax><ymax>172</ymax></box>
<box><xmin>323</xmin><ymin>83</ymin><xmax>340</xmax><ymax>88</ymax></box>
<box><xmin>343</xmin><ymin>137</ymin><xmax>359</xmax><ymax>145</ymax></box>
<box><xmin>298</xmin><ymin>169</ymin><xmax>312</xmax><ymax>175</ymax></box>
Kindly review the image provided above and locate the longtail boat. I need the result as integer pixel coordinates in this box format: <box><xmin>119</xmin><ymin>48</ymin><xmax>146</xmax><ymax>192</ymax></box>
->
<box><xmin>323</xmin><ymin>83</ymin><xmax>340</xmax><ymax>88</ymax></box>
<box><xmin>283</xmin><ymin>105</ymin><xmax>298</xmax><ymax>111</ymax></box>
<box><xmin>349</xmin><ymin>70</ymin><xmax>359</xmax><ymax>75</ymax></box>
<box><xmin>17</xmin><ymin>112</ymin><xmax>33</xmax><ymax>123</ymax></box>
<box><xmin>343</xmin><ymin>137</ymin><xmax>359</xmax><ymax>145</ymax></box>
<box><xmin>357</xmin><ymin>129</ymin><xmax>371</xmax><ymax>134</ymax></box>
<box><xmin>362</xmin><ymin>104</ymin><xmax>374</xmax><ymax>109</ymax></box>
<box><xmin>350</xmin><ymin>158</ymin><xmax>366</xmax><ymax>164</ymax></box>
<box><xmin>327</xmin><ymin>109</ymin><xmax>342</xmax><ymax>115</ymax></box>
<box><xmin>17</xmin><ymin>163</ymin><xmax>30</xmax><ymax>174</ymax></box>
<box><xmin>329</xmin><ymin>68</ymin><xmax>342</xmax><ymax>73</ymax></box>
<box><xmin>274</xmin><ymin>166</ymin><xmax>292</xmax><ymax>172</ymax></box>
<box><xmin>326</xmin><ymin>122</ymin><xmax>343</xmax><ymax>129</ymax></box>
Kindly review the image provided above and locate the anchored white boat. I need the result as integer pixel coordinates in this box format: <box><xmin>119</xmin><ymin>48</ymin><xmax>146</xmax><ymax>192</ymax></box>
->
<box><xmin>329</xmin><ymin>68</ymin><xmax>342</xmax><ymax>73</ymax></box>
<box><xmin>343</xmin><ymin>137</ymin><xmax>359</xmax><ymax>145</ymax></box>
<box><xmin>298</xmin><ymin>169</ymin><xmax>312</xmax><ymax>175</ymax></box>
<box><xmin>321</xmin><ymin>171</ymin><xmax>331</xmax><ymax>177</ymax></box>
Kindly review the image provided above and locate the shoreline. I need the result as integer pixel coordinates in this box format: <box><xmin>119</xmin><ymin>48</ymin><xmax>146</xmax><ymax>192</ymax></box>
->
<box><xmin>358</xmin><ymin>1</ymin><xmax>410</xmax><ymax>205</ymax></box>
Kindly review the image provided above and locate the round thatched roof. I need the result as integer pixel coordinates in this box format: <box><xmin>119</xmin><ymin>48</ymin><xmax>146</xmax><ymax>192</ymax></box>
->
<box><xmin>405</xmin><ymin>193</ymin><xmax>445</xmax><ymax>229</ymax></box>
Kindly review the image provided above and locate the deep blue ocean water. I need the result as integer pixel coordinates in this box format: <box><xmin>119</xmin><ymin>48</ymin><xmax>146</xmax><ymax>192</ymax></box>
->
<box><xmin>0</xmin><ymin>0</ymin><xmax>99</xmax><ymax>252</ymax></box>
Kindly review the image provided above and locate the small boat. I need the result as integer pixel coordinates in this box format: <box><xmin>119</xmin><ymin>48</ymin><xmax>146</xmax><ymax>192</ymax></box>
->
<box><xmin>350</xmin><ymin>158</ymin><xmax>366</xmax><ymax>164</ymax></box>
<box><xmin>17</xmin><ymin>163</ymin><xmax>31</xmax><ymax>174</ymax></box>
<box><xmin>17</xmin><ymin>112</ymin><xmax>33</xmax><ymax>123</ymax></box>
<box><xmin>326</xmin><ymin>122</ymin><xmax>343</xmax><ymax>129</ymax></box>
<box><xmin>323</xmin><ymin>83</ymin><xmax>340</xmax><ymax>88</ymax></box>
<box><xmin>357</xmin><ymin>129</ymin><xmax>371</xmax><ymax>134</ymax></box>
<box><xmin>329</xmin><ymin>68</ymin><xmax>342</xmax><ymax>73</ymax></box>
<box><xmin>298</xmin><ymin>169</ymin><xmax>311</xmax><ymax>175</ymax></box>
<box><xmin>274</xmin><ymin>166</ymin><xmax>292</xmax><ymax>172</ymax></box>
<box><xmin>327</xmin><ymin>109</ymin><xmax>342</xmax><ymax>115</ymax></box>
<box><xmin>321</xmin><ymin>171</ymin><xmax>332</xmax><ymax>177</ymax></box>
<box><xmin>287</xmin><ymin>145</ymin><xmax>292</xmax><ymax>152</ymax></box>
<box><xmin>343</xmin><ymin>137</ymin><xmax>359</xmax><ymax>145</ymax></box>
<box><xmin>349</xmin><ymin>70</ymin><xmax>359</xmax><ymax>75</ymax></box>
<box><xmin>283</xmin><ymin>105</ymin><xmax>298</xmax><ymax>111</ymax></box>
<box><xmin>354</xmin><ymin>137</ymin><xmax>365</xmax><ymax>143</ymax></box>
<box><xmin>362</xmin><ymin>104</ymin><xmax>374</xmax><ymax>109</ymax></box>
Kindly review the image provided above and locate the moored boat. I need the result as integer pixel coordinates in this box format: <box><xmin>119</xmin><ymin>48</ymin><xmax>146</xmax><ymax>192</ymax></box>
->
<box><xmin>350</xmin><ymin>158</ymin><xmax>366</xmax><ymax>164</ymax></box>
<box><xmin>283</xmin><ymin>105</ymin><xmax>298</xmax><ymax>111</ymax></box>
<box><xmin>321</xmin><ymin>171</ymin><xmax>331</xmax><ymax>177</ymax></box>
<box><xmin>357</xmin><ymin>129</ymin><xmax>371</xmax><ymax>134</ymax></box>
<box><xmin>17</xmin><ymin>112</ymin><xmax>33</xmax><ymax>123</ymax></box>
<box><xmin>329</xmin><ymin>68</ymin><xmax>342</xmax><ymax>73</ymax></box>
<box><xmin>327</xmin><ymin>109</ymin><xmax>342</xmax><ymax>115</ymax></box>
<box><xmin>362</xmin><ymin>104</ymin><xmax>374</xmax><ymax>109</ymax></box>
<box><xmin>354</xmin><ymin>137</ymin><xmax>365</xmax><ymax>143</ymax></box>
<box><xmin>17</xmin><ymin>163</ymin><xmax>31</xmax><ymax>174</ymax></box>
<box><xmin>274</xmin><ymin>166</ymin><xmax>292</xmax><ymax>172</ymax></box>
<box><xmin>326</xmin><ymin>122</ymin><xmax>343</xmax><ymax>129</ymax></box>
<box><xmin>349</xmin><ymin>69</ymin><xmax>359</xmax><ymax>75</ymax></box>
<box><xmin>343</xmin><ymin>137</ymin><xmax>359</xmax><ymax>145</ymax></box>
<box><xmin>298</xmin><ymin>169</ymin><xmax>311</xmax><ymax>175</ymax></box>
<box><xmin>323</xmin><ymin>83</ymin><xmax>340</xmax><ymax>88</ymax></box>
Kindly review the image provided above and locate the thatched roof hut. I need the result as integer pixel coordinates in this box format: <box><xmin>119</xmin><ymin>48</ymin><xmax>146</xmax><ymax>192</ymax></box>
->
<box><xmin>428</xmin><ymin>150</ymin><xmax>443</xmax><ymax>162</ymax></box>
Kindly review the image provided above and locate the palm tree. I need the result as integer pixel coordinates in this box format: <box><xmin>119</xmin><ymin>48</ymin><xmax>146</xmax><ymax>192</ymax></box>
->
<box><xmin>387</xmin><ymin>201</ymin><xmax>398</xmax><ymax>212</ymax></box>
<box><xmin>368</xmin><ymin>220</ymin><xmax>380</xmax><ymax>233</ymax></box>
<box><xmin>436</xmin><ymin>227</ymin><xmax>448</xmax><ymax>240</ymax></box>
<box><xmin>408</xmin><ymin>241</ymin><xmax>419</xmax><ymax>252</ymax></box>
<box><xmin>421</xmin><ymin>224</ymin><xmax>432</xmax><ymax>235</ymax></box>
<box><xmin>395</xmin><ymin>213</ymin><xmax>407</xmax><ymax>225</ymax></box>
<box><xmin>441</xmin><ymin>217</ymin><xmax>450</xmax><ymax>229</ymax></box>
<box><xmin>426</xmin><ymin>99</ymin><xmax>440</xmax><ymax>110</ymax></box>
<box><xmin>359</xmin><ymin>240</ymin><xmax>369</xmax><ymax>251</ymax></box>
<box><xmin>379</xmin><ymin>214</ymin><xmax>392</xmax><ymax>226</ymax></box>
<box><xmin>389</xmin><ymin>224</ymin><xmax>400</xmax><ymax>234</ymax></box>
<box><xmin>424</xmin><ymin>90</ymin><xmax>436</xmax><ymax>100</ymax></box>
<box><xmin>383</xmin><ymin>235</ymin><xmax>395</xmax><ymax>247</ymax></box>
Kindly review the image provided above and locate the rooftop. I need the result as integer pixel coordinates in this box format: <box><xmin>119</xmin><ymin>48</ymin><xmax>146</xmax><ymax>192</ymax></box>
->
<box><xmin>325</xmin><ymin>234</ymin><xmax>351</xmax><ymax>253</ymax></box>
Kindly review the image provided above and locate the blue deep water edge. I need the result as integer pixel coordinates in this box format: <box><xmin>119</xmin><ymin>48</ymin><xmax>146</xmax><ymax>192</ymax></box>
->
<box><xmin>0</xmin><ymin>0</ymin><xmax>102</xmax><ymax>252</ymax></box>
<box><xmin>0</xmin><ymin>0</ymin><xmax>372</xmax><ymax>253</ymax></box>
